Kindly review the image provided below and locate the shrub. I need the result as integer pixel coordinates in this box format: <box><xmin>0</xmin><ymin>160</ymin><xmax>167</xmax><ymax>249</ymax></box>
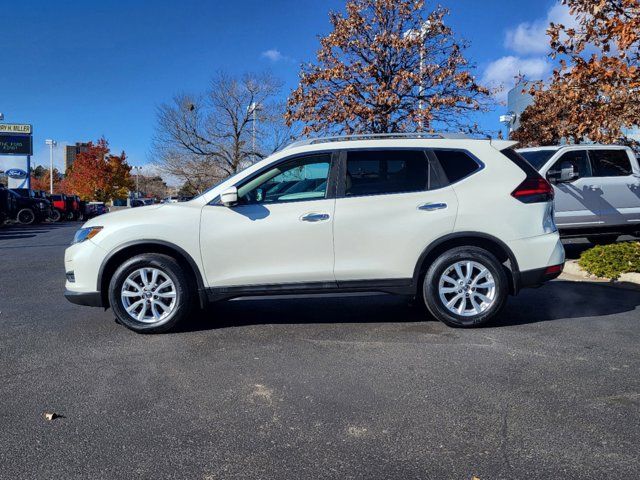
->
<box><xmin>578</xmin><ymin>241</ymin><xmax>640</xmax><ymax>279</ymax></box>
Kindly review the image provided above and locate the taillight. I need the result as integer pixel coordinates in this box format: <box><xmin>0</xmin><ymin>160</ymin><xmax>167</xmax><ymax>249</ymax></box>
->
<box><xmin>511</xmin><ymin>178</ymin><xmax>554</xmax><ymax>203</ymax></box>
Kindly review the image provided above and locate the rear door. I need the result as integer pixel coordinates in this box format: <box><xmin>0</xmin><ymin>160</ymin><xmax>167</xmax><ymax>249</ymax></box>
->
<box><xmin>587</xmin><ymin>149</ymin><xmax>640</xmax><ymax>226</ymax></box>
<box><xmin>332</xmin><ymin>148</ymin><xmax>459</xmax><ymax>284</ymax></box>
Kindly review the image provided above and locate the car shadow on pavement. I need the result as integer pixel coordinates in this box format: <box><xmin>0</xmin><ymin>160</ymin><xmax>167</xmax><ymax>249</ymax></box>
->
<box><xmin>0</xmin><ymin>222</ymin><xmax>73</xmax><ymax>242</ymax></box>
<box><xmin>180</xmin><ymin>294</ymin><xmax>426</xmax><ymax>332</ymax></box>
<box><xmin>493</xmin><ymin>280</ymin><xmax>640</xmax><ymax>326</ymax></box>
<box><xmin>177</xmin><ymin>280</ymin><xmax>640</xmax><ymax>332</ymax></box>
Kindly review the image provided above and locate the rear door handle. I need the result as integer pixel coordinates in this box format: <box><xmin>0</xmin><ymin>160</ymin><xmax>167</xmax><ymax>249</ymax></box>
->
<box><xmin>418</xmin><ymin>202</ymin><xmax>447</xmax><ymax>211</ymax></box>
<box><xmin>300</xmin><ymin>213</ymin><xmax>330</xmax><ymax>222</ymax></box>
<box><xmin>587</xmin><ymin>185</ymin><xmax>602</xmax><ymax>191</ymax></box>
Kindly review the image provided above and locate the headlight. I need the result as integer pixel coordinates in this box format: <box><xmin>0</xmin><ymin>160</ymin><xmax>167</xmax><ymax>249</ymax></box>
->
<box><xmin>71</xmin><ymin>226</ymin><xmax>103</xmax><ymax>245</ymax></box>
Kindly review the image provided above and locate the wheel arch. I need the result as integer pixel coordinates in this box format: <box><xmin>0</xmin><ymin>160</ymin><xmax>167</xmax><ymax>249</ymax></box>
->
<box><xmin>98</xmin><ymin>240</ymin><xmax>207</xmax><ymax>308</ymax></box>
<box><xmin>413</xmin><ymin>232</ymin><xmax>521</xmax><ymax>295</ymax></box>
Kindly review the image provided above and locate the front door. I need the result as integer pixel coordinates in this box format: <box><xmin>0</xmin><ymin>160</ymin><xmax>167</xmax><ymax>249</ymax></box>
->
<box><xmin>200</xmin><ymin>153</ymin><xmax>337</xmax><ymax>288</ymax></box>
<box><xmin>548</xmin><ymin>150</ymin><xmax>607</xmax><ymax>229</ymax></box>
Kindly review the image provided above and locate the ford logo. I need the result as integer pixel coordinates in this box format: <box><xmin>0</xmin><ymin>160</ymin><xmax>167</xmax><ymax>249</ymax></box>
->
<box><xmin>5</xmin><ymin>168</ymin><xmax>27</xmax><ymax>179</ymax></box>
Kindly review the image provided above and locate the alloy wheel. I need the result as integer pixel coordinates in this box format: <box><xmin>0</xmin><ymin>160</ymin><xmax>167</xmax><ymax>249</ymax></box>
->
<box><xmin>120</xmin><ymin>267</ymin><xmax>178</xmax><ymax>324</ymax></box>
<box><xmin>438</xmin><ymin>260</ymin><xmax>497</xmax><ymax>317</ymax></box>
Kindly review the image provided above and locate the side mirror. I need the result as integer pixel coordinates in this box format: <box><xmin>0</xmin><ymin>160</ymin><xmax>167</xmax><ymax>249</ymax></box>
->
<box><xmin>220</xmin><ymin>187</ymin><xmax>238</xmax><ymax>206</ymax></box>
<box><xmin>548</xmin><ymin>161</ymin><xmax>578</xmax><ymax>184</ymax></box>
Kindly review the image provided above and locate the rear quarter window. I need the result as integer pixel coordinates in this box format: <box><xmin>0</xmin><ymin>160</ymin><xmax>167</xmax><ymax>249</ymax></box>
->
<box><xmin>432</xmin><ymin>150</ymin><xmax>481</xmax><ymax>184</ymax></box>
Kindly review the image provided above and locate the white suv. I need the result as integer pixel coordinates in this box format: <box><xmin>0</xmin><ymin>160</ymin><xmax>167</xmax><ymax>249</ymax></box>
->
<box><xmin>65</xmin><ymin>134</ymin><xmax>565</xmax><ymax>333</ymax></box>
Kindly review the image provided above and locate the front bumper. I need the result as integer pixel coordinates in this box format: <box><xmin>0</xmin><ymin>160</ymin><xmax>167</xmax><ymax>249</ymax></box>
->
<box><xmin>64</xmin><ymin>290</ymin><xmax>103</xmax><ymax>307</ymax></box>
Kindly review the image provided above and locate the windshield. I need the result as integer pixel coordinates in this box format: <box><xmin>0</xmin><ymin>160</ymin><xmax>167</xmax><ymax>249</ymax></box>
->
<box><xmin>517</xmin><ymin>149</ymin><xmax>558</xmax><ymax>170</ymax></box>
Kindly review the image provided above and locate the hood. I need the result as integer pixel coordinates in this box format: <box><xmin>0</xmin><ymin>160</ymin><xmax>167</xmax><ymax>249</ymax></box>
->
<box><xmin>83</xmin><ymin>203</ymin><xmax>164</xmax><ymax>227</ymax></box>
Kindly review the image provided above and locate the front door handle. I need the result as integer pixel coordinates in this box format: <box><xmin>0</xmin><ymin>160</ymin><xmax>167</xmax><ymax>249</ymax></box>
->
<box><xmin>300</xmin><ymin>213</ymin><xmax>330</xmax><ymax>222</ymax></box>
<box><xmin>587</xmin><ymin>185</ymin><xmax>602</xmax><ymax>191</ymax></box>
<box><xmin>418</xmin><ymin>202</ymin><xmax>447</xmax><ymax>211</ymax></box>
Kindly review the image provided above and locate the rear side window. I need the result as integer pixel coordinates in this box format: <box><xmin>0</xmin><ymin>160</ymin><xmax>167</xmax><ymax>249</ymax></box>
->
<box><xmin>345</xmin><ymin>150</ymin><xmax>430</xmax><ymax>196</ymax></box>
<box><xmin>433</xmin><ymin>150</ymin><xmax>480</xmax><ymax>183</ymax></box>
<box><xmin>590</xmin><ymin>150</ymin><xmax>632</xmax><ymax>177</ymax></box>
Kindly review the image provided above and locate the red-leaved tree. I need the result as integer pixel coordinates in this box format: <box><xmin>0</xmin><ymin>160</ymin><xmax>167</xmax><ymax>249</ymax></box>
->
<box><xmin>62</xmin><ymin>138</ymin><xmax>133</xmax><ymax>202</ymax></box>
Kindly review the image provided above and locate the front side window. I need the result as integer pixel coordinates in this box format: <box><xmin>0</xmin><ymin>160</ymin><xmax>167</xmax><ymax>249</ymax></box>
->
<box><xmin>345</xmin><ymin>150</ymin><xmax>430</xmax><ymax>196</ymax></box>
<box><xmin>237</xmin><ymin>154</ymin><xmax>331</xmax><ymax>205</ymax></box>
<box><xmin>590</xmin><ymin>150</ymin><xmax>632</xmax><ymax>177</ymax></box>
<box><xmin>551</xmin><ymin>151</ymin><xmax>592</xmax><ymax>179</ymax></box>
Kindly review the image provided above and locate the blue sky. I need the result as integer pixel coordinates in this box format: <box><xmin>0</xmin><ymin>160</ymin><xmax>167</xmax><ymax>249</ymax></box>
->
<box><xmin>0</xmin><ymin>0</ymin><xmax>566</xmax><ymax>176</ymax></box>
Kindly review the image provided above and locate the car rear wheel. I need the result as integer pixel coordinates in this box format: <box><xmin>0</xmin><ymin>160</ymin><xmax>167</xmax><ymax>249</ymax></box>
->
<box><xmin>587</xmin><ymin>235</ymin><xmax>618</xmax><ymax>246</ymax></box>
<box><xmin>423</xmin><ymin>247</ymin><xmax>508</xmax><ymax>327</ymax></box>
<box><xmin>17</xmin><ymin>208</ymin><xmax>36</xmax><ymax>225</ymax></box>
<box><xmin>108</xmin><ymin>253</ymin><xmax>194</xmax><ymax>333</ymax></box>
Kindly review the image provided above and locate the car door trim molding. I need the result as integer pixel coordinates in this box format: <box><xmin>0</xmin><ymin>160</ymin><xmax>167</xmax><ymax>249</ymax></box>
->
<box><xmin>205</xmin><ymin>278</ymin><xmax>414</xmax><ymax>302</ymax></box>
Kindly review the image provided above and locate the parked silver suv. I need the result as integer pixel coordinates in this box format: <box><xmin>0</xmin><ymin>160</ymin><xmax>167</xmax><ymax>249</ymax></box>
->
<box><xmin>518</xmin><ymin>145</ymin><xmax>640</xmax><ymax>244</ymax></box>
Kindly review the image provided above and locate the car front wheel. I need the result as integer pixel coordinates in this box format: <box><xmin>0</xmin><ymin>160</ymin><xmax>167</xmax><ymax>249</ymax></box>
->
<box><xmin>17</xmin><ymin>208</ymin><xmax>36</xmax><ymax>225</ymax></box>
<box><xmin>423</xmin><ymin>247</ymin><xmax>508</xmax><ymax>327</ymax></box>
<box><xmin>108</xmin><ymin>253</ymin><xmax>193</xmax><ymax>333</ymax></box>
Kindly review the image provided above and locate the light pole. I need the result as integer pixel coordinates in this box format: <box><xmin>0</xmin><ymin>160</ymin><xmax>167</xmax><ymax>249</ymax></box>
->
<box><xmin>134</xmin><ymin>166</ymin><xmax>142</xmax><ymax>198</ymax></box>
<box><xmin>45</xmin><ymin>139</ymin><xmax>57</xmax><ymax>193</ymax></box>
<box><xmin>247</xmin><ymin>102</ymin><xmax>261</xmax><ymax>162</ymax></box>
<box><xmin>404</xmin><ymin>21</ymin><xmax>431</xmax><ymax>132</ymax></box>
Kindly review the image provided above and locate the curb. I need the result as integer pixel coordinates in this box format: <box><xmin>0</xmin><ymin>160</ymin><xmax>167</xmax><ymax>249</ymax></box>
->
<box><xmin>559</xmin><ymin>260</ymin><xmax>640</xmax><ymax>290</ymax></box>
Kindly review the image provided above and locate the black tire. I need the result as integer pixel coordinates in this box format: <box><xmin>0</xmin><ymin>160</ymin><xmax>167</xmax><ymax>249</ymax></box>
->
<box><xmin>49</xmin><ymin>209</ymin><xmax>62</xmax><ymax>222</ymax></box>
<box><xmin>423</xmin><ymin>246</ymin><xmax>508</xmax><ymax>328</ymax></box>
<box><xmin>587</xmin><ymin>235</ymin><xmax>618</xmax><ymax>246</ymax></box>
<box><xmin>16</xmin><ymin>208</ymin><xmax>36</xmax><ymax>225</ymax></box>
<box><xmin>108</xmin><ymin>253</ymin><xmax>194</xmax><ymax>333</ymax></box>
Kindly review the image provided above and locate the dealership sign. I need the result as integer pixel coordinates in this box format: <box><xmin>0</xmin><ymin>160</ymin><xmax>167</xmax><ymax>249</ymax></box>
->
<box><xmin>0</xmin><ymin>134</ymin><xmax>33</xmax><ymax>155</ymax></box>
<box><xmin>5</xmin><ymin>168</ymin><xmax>28</xmax><ymax>179</ymax></box>
<box><xmin>0</xmin><ymin>124</ymin><xmax>32</xmax><ymax>134</ymax></box>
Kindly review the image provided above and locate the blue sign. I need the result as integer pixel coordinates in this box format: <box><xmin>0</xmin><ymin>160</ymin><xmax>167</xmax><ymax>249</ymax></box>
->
<box><xmin>5</xmin><ymin>168</ymin><xmax>28</xmax><ymax>179</ymax></box>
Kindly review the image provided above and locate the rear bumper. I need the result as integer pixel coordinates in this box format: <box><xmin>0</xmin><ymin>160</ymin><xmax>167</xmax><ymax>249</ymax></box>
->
<box><xmin>64</xmin><ymin>290</ymin><xmax>103</xmax><ymax>307</ymax></box>
<box><xmin>519</xmin><ymin>264</ymin><xmax>564</xmax><ymax>289</ymax></box>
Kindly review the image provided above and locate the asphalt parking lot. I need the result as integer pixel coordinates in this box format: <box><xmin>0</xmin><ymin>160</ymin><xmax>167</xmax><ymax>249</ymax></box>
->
<box><xmin>1</xmin><ymin>223</ymin><xmax>639</xmax><ymax>479</ymax></box>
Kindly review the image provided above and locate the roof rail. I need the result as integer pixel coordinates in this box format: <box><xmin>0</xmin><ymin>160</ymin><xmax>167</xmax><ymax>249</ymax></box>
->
<box><xmin>283</xmin><ymin>132</ymin><xmax>474</xmax><ymax>150</ymax></box>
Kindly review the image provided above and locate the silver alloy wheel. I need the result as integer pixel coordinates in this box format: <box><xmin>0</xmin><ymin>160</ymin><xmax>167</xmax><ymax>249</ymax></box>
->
<box><xmin>120</xmin><ymin>267</ymin><xmax>177</xmax><ymax>324</ymax></box>
<box><xmin>438</xmin><ymin>260</ymin><xmax>497</xmax><ymax>317</ymax></box>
